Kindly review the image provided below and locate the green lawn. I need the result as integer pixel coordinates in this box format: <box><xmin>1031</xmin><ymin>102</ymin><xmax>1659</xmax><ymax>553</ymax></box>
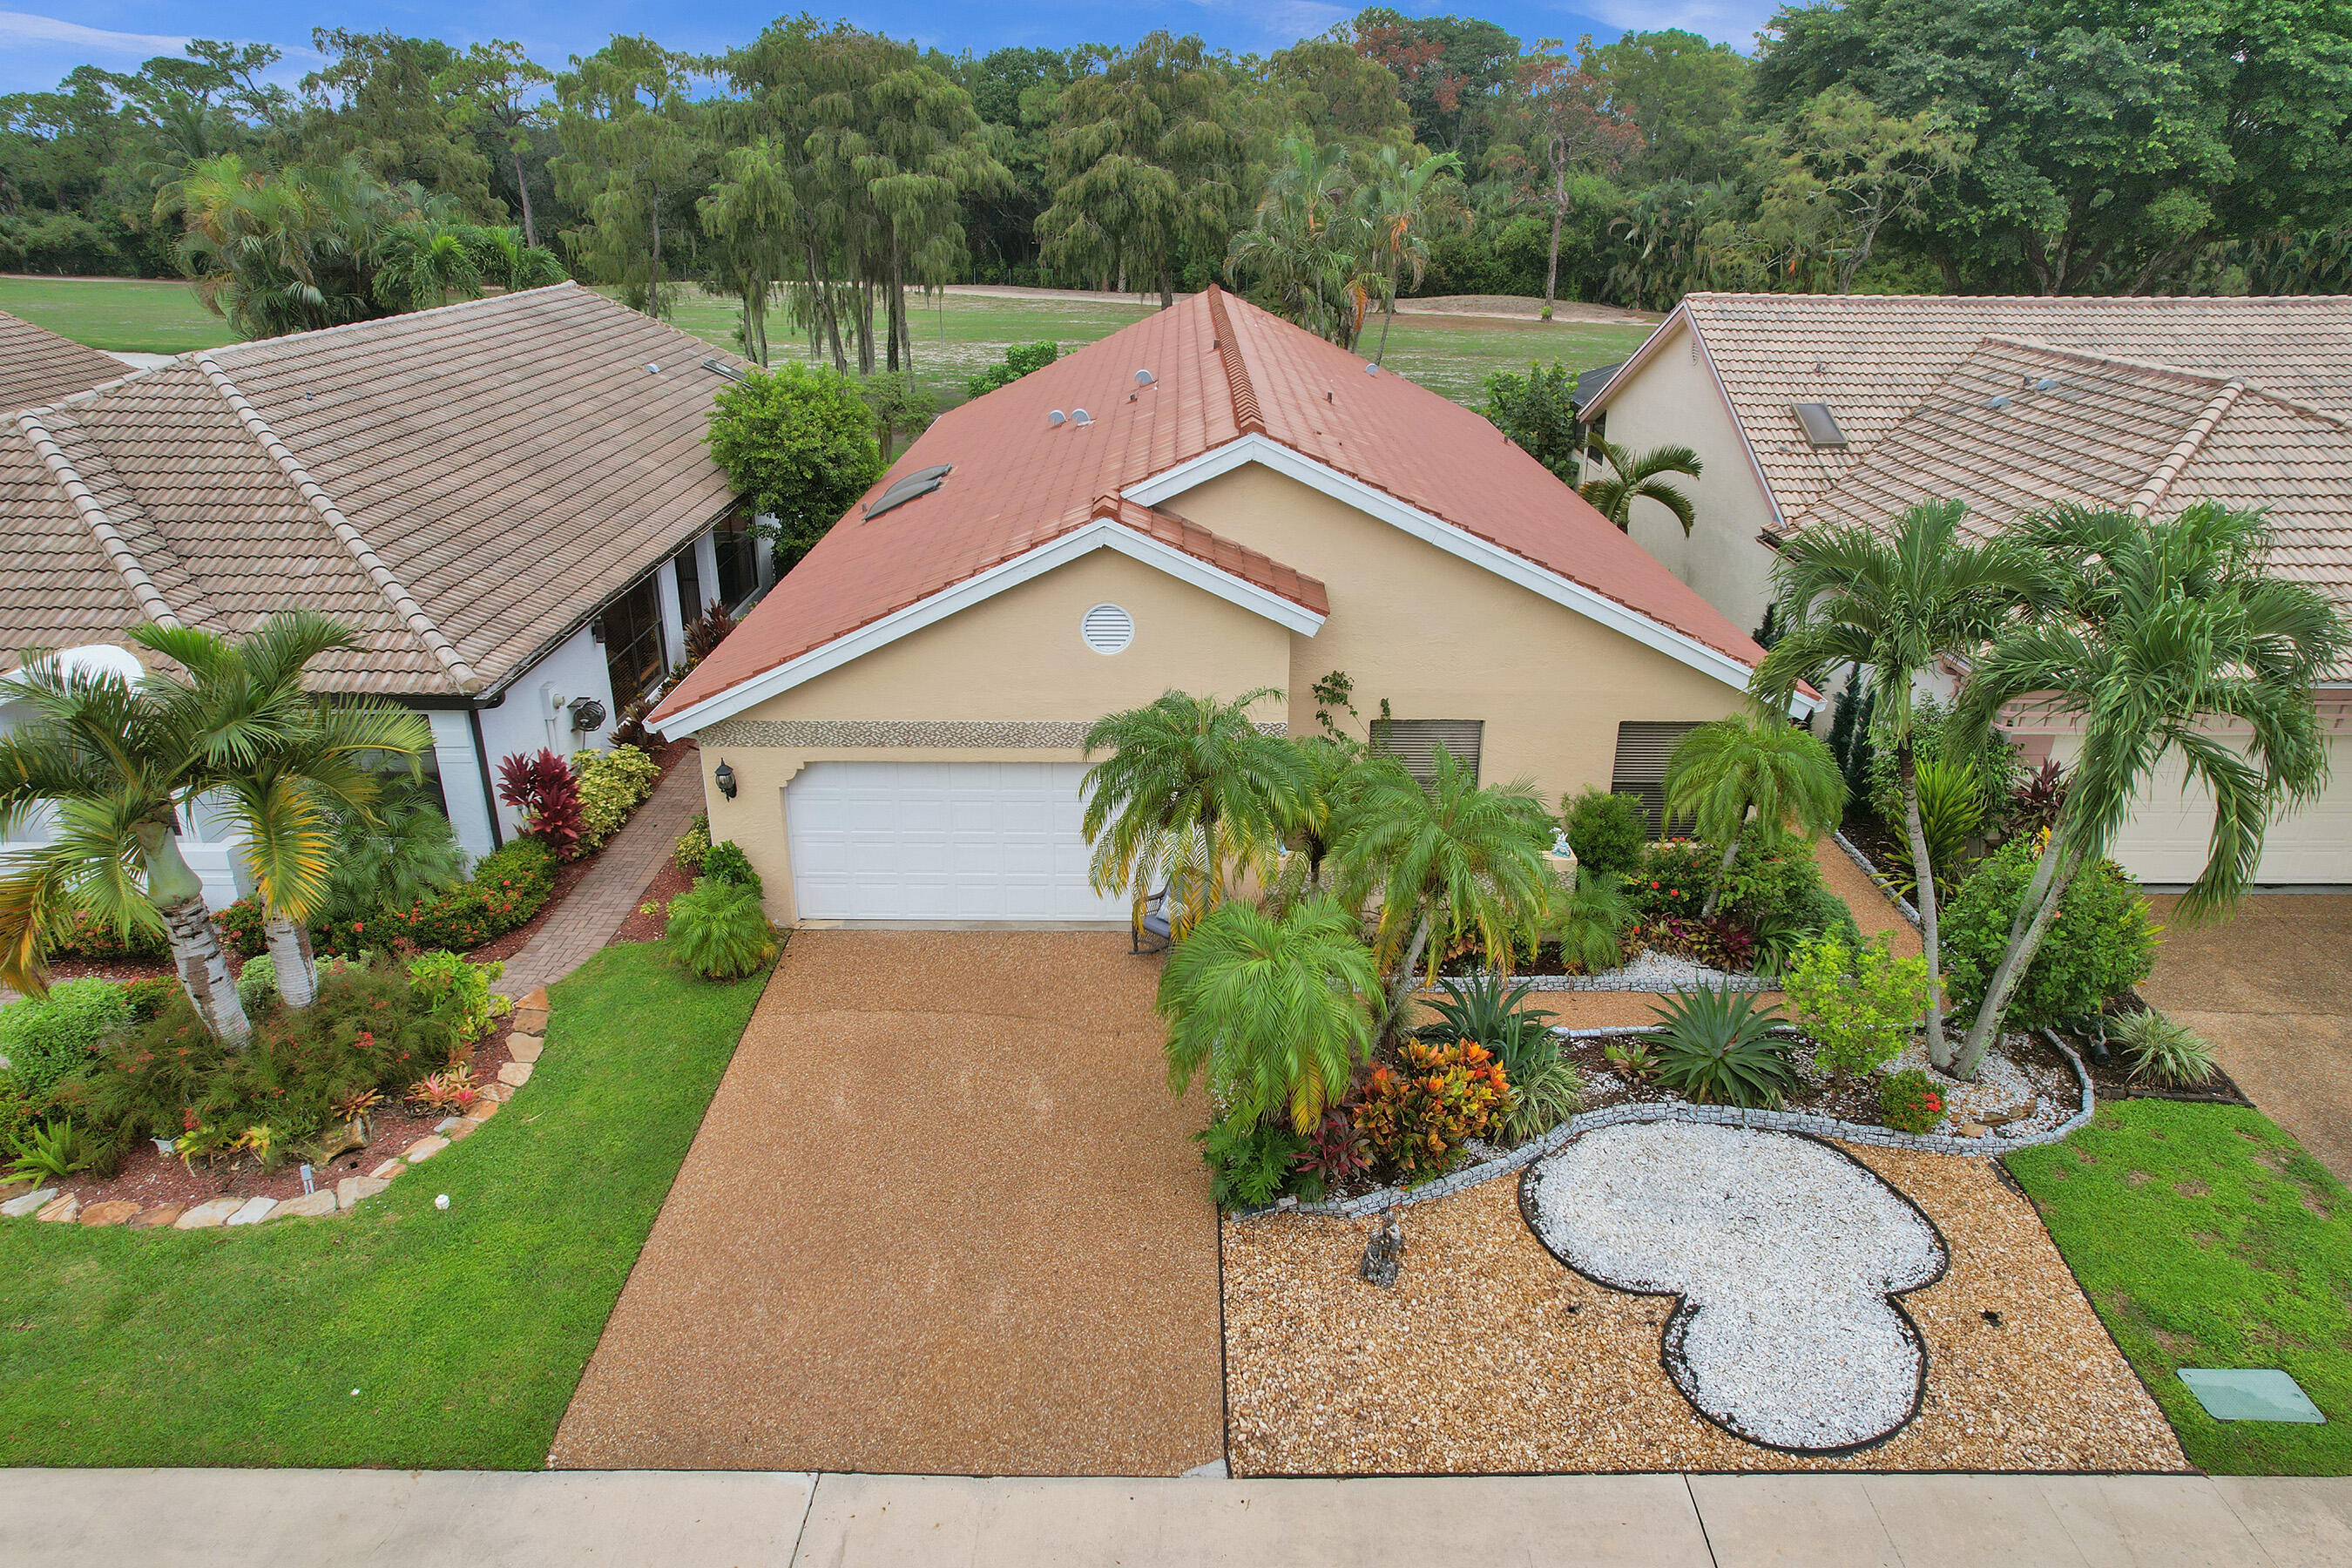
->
<box><xmin>0</xmin><ymin>275</ymin><xmax>237</xmax><ymax>354</ymax></box>
<box><xmin>0</xmin><ymin>941</ymin><xmax>767</xmax><ymax>1468</ymax></box>
<box><xmin>2005</xmin><ymin>1098</ymin><xmax>2352</xmax><ymax>1476</ymax></box>
<box><xmin>652</xmin><ymin>286</ymin><xmax>1657</xmax><ymax>413</ymax></box>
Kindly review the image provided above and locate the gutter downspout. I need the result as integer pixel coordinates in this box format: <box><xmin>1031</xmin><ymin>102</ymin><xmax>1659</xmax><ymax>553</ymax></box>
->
<box><xmin>468</xmin><ymin>706</ymin><xmax>505</xmax><ymax>850</ymax></box>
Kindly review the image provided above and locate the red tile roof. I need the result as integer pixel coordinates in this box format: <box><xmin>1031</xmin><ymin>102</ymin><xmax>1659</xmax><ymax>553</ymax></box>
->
<box><xmin>654</xmin><ymin>287</ymin><xmax>1767</xmax><ymax>723</ymax></box>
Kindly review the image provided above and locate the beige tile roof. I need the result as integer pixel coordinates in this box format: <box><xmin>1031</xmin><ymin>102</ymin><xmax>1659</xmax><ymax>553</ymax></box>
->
<box><xmin>1601</xmin><ymin>293</ymin><xmax>2352</xmax><ymax>522</ymax></box>
<box><xmin>0</xmin><ymin>284</ymin><xmax>745</xmax><ymax>696</ymax></box>
<box><xmin>0</xmin><ymin>309</ymin><xmax>129</xmax><ymax>414</ymax></box>
<box><xmin>1791</xmin><ymin>337</ymin><xmax>2352</xmax><ymax>627</ymax></box>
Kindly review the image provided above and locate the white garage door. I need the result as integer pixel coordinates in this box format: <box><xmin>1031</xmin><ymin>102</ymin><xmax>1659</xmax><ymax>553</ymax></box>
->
<box><xmin>2078</xmin><ymin>733</ymin><xmax>2352</xmax><ymax>885</ymax></box>
<box><xmin>785</xmin><ymin>760</ymin><xmax>1126</xmax><ymax>921</ymax></box>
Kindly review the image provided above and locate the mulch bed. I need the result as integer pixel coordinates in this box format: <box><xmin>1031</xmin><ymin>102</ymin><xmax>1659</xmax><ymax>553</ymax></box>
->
<box><xmin>612</xmin><ymin>855</ymin><xmax>693</xmax><ymax>943</ymax></box>
<box><xmin>40</xmin><ymin>1019</ymin><xmax>524</xmax><ymax>1213</ymax></box>
<box><xmin>1222</xmin><ymin>1142</ymin><xmax>2187</xmax><ymax>1475</ymax></box>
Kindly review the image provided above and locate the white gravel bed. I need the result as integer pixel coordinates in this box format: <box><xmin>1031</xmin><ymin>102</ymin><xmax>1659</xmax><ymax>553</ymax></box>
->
<box><xmin>1886</xmin><ymin>1033</ymin><xmax>2072</xmax><ymax>1137</ymax></box>
<box><xmin>1524</xmin><ymin>1120</ymin><xmax>1946</xmax><ymax>1452</ymax></box>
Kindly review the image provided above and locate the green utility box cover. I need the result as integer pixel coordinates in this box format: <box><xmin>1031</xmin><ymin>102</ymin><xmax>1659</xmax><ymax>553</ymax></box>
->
<box><xmin>2179</xmin><ymin>1369</ymin><xmax>2326</xmax><ymax>1423</ymax></box>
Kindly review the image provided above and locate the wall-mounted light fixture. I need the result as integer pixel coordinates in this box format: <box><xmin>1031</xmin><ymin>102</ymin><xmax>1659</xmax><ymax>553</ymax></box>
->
<box><xmin>713</xmin><ymin>760</ymin><xmax>737</xmax><ymax>800</ymax></box>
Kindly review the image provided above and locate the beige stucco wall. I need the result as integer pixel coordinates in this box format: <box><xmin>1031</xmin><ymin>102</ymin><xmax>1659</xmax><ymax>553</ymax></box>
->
<box><xmin>1595</xmin><ymin>318</ymin><xmax>1784</xmax><ymax>637</ymax></box>
<box><xmin>1166</xmin><ymin>461</ymin><xmax>1750</xmax><ymax>794</ymax></box>
<box><xmin>693</xmin><ymin>547</ymin><xmax>1290</xmax><ymax>922</ymax></box>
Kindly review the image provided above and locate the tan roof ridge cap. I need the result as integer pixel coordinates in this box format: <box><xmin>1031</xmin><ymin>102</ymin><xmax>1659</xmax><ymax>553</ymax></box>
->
<box><xmin>193</xmin><ymin>352</ymin><xmax>482</xmax><ymax>693</ymax></box>
<box><xmin>9</xmin><ymin>410</ymin><xmax>180</xmax><ymax>630</ymax></box>
<box><xmin>2130</xmin><ymin>378</ymin><xmax>2249</xmax><ymax>520</ymax></box>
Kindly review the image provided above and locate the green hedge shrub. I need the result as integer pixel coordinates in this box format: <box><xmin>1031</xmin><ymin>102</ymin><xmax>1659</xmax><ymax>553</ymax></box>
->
<box><xmin>667</xmin><ymin>877</ymin><xmax>776</xmax><ymax>980</ymax></box>
<box><xmin>674</xmin><ymin>811</ymin><xmax>712</xmax><ymax>875</ymax></box>
<box><xmin>1560</xmin><ymin>787</ymin><xmax>1646</xmax><ymax>882</ymax></box>
<box><xmin>1941</xmin><ymin>839</ymin><xmax>2158</xmax><ymax>1031</ymax></box>
<box><xmin>44</xmin><ymin>908</ymin><xmax>166</xmax><ymax>963</ymax></box>
<box><xmin>577</xmin><ymin>744</ymin><xmax>662</xmax><ymax>850</ymax></box>
<box><xmin>1</xmin><ymin>979</ymin><xmax>130</xmax><ymax>1098</ymax></box>
<box><xmin>314</xmin><ymin>839</ymin><xmax>556</xmax><ymax>956</ymax></box>
<box><xmin>213</xmin><ymin>898</ymin><xmax>268</xmax><ymax>958</ymax></box>
<box><xmin>700</xmin><ymin>840</ymin><xmax>764</xmax><ymax>900</ymax></box>
<box><xmin>1631</xmin><ymin>839</ymin><xmax>1716</xmax><ymax>923</ymax></box>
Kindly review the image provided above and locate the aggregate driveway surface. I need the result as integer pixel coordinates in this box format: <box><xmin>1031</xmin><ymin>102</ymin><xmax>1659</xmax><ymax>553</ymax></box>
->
<box><xmin>551</xmin><ymin>930</ymin><xmax>1226</xmax><ymax>1476</ymax></box>
<box><xmin>2142</xmin><ymin>893</ymin><xmax>2352</xmax><ymax>1180</ymax></box>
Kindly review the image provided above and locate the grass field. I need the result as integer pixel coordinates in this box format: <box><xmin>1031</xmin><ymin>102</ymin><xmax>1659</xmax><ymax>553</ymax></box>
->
<box><xmin>0</xmin><ymin>942</ymin><xmax>767</xmax><ymax>1469</ymax></box>
<box><xmin>0</xmin><ymin>274</ymin><xmax>238</xmax><ymax>354</ymax></box>
<box><xmin>2005</xmin><ymin>1098</ymin><xmax>2352</xmax><ymax>1476</ymax></box>
<box><xmin>668</xmin><ymin>287</ymin><xmax>1655</xmax><ymax>412</ymax></box>
<box><xmin>0</xmin><ymin>274</ymin><xmax>1654</xmax><ymax>410</ymax></box>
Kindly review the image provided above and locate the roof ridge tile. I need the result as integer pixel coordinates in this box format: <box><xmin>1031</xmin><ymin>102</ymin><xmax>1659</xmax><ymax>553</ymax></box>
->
<box><xmin>9</xmin><ymin>409</ymin><xmax>180</xmax><ymax>630</ymax></box>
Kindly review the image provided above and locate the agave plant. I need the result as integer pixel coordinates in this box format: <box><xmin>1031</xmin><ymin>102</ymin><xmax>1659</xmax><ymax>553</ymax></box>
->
<box><xmin>1651</xmin><ymin>985</ymin><xmax>1794</xmax><ymax>1107</ymax></box>
<box><xmin>1421</xmin><ymin>972</ymin><xmax>1558</xmax><ymax>1071</ymax></box>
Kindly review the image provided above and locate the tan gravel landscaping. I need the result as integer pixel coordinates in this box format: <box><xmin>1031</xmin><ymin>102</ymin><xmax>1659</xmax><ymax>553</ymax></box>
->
<box><xmin>1222</xmin><ymin>1142</ymin><xmax>2185</xmax><ymax>1476</ymax></box>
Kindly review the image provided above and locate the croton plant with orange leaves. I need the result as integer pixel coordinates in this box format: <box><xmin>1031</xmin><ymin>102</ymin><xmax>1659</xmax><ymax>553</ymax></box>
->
<box><xmin>1355</xmin><ymin>1038</ymin><xmax>1515</xmax><ymax>1184</ymax></box>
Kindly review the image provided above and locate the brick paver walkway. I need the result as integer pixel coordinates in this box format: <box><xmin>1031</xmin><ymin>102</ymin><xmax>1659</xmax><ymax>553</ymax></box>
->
<box><xmin>494</xmin><ymin>757</ymin><xmax>706</xmax><ymax>998</ymax></box>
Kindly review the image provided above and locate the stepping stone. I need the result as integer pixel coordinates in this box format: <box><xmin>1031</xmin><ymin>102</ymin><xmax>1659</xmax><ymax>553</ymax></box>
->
<box><xmin>127</xmin><ymin>1204</ymin><xmax>186</xmax><ymax>1230</ymax></box>
<box><xmin>270</xmin><ymin>1190</ymin><xmax>338</xmax><ymax>1220</ymax></box>
<box><xmin>2180</xmin><ymin>1369</ymin><xmax>2326</xmax><ymax>1423</ymax></box>
<box><xmin>0</xmin><ymin>1177</ymin><xmax>34</xmax><ymax>1205</ymax></box>
<box><xmin>337</xmin><ymin>1176</ymin><xmax>390</xmax><ymax>1208</ymax></box>
<box><xmin>469</xmin><ymin>1097</ymin><xmax>501</xmax><ymax>1121</ymax></box>
<box><xmin>1</xmin><ymin>1186</ymin><xmax>57</xmax><ymax>1219</ymax></box>
<box><xmin>404</xmin><ymin>1135</ymin><xmax>450</xmax><ymax>1165</ymax></box>
<box><xmin>475</xmin><ymin>1083</ymin><xmax>506</xmax><ymax>1104</ymax></box>
<box><xmin>444</xmin><ymin>1118</ymin><xmax>481</xmax><ymax>1143</ymax></box>
<box><xmin>78</xmin><ymin>1200</ymin><xmax>143</xmax><ymax>1227</ymax></box>
<box><xmin>36</xmin><ymin>1194</ymin><xmax>80</xmax><ymax>1224</ymax></box>
<box><xmin>505</xmin><ymin>1035</ymin><xmax>543</xmax><ymax>1064</ymax></box>
<box><xmin>497</xmin><ymin>1060</ymin><xmax>533</xmax><ymax>1089</ymax></box>
<box><xmin>510</xmin><ymin>1010</ymin><xmax>550</xmax><ymax>1035</ymax></box>
<box><xmin>369</xmin><ymin>1159</ymin><xmax>404</xmax><ymax>1180</ymax></box>
<box><xmin>175</xmin><ymin>1197</ymin><xmax>244</xmax><ymax>1229</ymax></box>
<box><xmin>435</xmin><ymin>1116</ymin><xmax>466</xmax><ymax>1133</ymax></box>
<box><xmin>520</xmin><ymin>986</ymin><xmax>549</xmax><ymax>1010</ymax></box>
<box><xmin>224</xmin><ymin>1196</ymin><xmax>277</xmax><ymax>1226</ymax></box>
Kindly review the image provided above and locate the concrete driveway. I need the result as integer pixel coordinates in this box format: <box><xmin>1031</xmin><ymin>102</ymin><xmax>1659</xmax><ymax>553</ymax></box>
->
<box><xmin>551</xmin><ymin>930</ymin><xmax>1225</xmax><ymax>1477</ymax></box>
<box><xmin>2141</xmin><ymin>894</ymin><xmax>2352</xmax><ymax>1179</ymax></box>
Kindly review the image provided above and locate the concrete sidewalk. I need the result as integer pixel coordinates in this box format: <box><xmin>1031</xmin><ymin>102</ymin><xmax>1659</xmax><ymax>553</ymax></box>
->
<box><xmin>6</xmin><ymin>1470</ymin><xmax>2349</xmax><ymax>1566</ymax></box>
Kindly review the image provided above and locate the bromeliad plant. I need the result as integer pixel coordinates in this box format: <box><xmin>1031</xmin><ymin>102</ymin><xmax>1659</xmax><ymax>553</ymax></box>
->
<box><xmin>1159</xmin><ymin>896</ymin><xmax>1378</xmax><ymax>1134</ymax></box>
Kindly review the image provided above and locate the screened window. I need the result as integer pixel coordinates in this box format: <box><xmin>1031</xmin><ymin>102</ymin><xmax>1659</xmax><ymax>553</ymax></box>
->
<box><xmin>602</xmin><ymin>572</ymin><xmax>667</xmax><ymax>700</ymax></box>
<box><xmin>713</xmin><ymin>512</ymin><xmax>760</xmax><ymax>607</ymax></box>
<box><xmin>1611</xmin><ymin>720</ymin><xmax>1703</xmax><ymax>835</ymax></box>
<box><xmin>1374</xmin><ymin>719</ymin><xmax>1483</xmax><ymax>787</ymax></box>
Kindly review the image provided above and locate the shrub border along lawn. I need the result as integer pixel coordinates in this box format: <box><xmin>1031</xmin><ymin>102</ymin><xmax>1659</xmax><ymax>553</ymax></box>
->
<box><xmin>2004</xmin><ymin>1098</ymin><xmax>2352</xmax><ymax>1476</ymax></box>
<box><xmin>0</xmin><ymin>940</ymin><xmax>769</xmax><ymax>1468</ymax></box>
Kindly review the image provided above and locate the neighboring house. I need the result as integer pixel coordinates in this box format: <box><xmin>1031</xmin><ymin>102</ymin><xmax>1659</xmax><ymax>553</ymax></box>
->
<box><xmin>0</xmin><ymin>308</ymin><xmax>129</xmax><ymax>413</ymax></box>
<box><xmin>1</xmin><ymin>283</ymin><xmax>768</xmax><ymax>901</ymax></box>
<box><xmin>1584</xmin><ymin>293</ymin><xmax>2352</xmax><ymax>886</ymax></box>
<box><xmin>650</xmin><ymin>286</ymin><xmax>1807</xmax><ymax>926</ymax></box>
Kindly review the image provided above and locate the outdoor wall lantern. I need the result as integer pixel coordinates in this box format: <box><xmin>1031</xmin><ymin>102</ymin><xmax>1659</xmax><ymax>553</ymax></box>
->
<box><xmin>714</xmin><ymin>760</ymin><xmax>738</xmax><ymax>800</ymax></box>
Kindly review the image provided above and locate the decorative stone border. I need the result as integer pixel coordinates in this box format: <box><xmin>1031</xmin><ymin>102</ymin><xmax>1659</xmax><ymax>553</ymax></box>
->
<box><xmin>1501</xmin><ymin>968</ymin><xmax>1772</xmax><ymax>995</ymax></box>
<box><xmin>0</xmin><ymin>986</ymin><xmax>554</xmax><ymax>1234</ymax></box>
<box><xmin>1242</xmin><ymin>1026</ymin><xmax>2095</xmax><ymax>1221</ymax></box>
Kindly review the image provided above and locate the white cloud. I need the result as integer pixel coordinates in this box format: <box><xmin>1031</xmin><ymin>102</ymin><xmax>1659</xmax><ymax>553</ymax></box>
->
<box><xmin>1558</xmin><ymin>0</ymin><xmax>1778</xmax><ymax>47</ymax></box>
<box><xmin>1182</xmin><ymin>0</ymin><xmax>1353</xmax><ymax>50</ymax></box>
<box><xmin>0</xmin><ymin>10</ymin><xmax>191</xmax><ymax>56</ymax></box>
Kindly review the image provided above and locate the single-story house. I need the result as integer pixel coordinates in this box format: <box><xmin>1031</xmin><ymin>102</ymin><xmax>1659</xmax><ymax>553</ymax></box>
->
<box><xmin>1</xmin><ymin>284</ymin><xmax>768</xmax><ymax>901</ymax></box>
<box><xmin>649</xmin><ymin>285</ymin><xmax>1808</xmax><ymax>926</ymax></box>
<box><xmin>1582</xmin><ymin>293</ymin><xmax>2352</xmax><ymax>887</ymax></box>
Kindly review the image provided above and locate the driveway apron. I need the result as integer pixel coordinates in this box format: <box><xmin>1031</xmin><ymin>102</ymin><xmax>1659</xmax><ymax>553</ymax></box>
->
<box><xmin>551</xmin><ymin>930</ymin><xmax>1225</xmax><ymax>1476</ymax></box>
<box><xmin>2142</xmin><ymin>893</ymin><xmax>2352</xmax><ymax>1179</ymax></box>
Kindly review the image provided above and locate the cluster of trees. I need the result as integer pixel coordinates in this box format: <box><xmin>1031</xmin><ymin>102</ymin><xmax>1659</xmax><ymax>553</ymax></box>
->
<box><xmin>8</xmin><ymin>3</ymin><xmax>2352</xmax><ymax>348</ymax></box>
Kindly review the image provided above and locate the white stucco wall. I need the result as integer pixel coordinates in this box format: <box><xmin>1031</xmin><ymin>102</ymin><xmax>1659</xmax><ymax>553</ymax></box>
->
<box><xmin>1594</xmin><ymin>318</ymin><xmax>1785</xmax><ymax>639</ymax></box>
<box><xmin>470</xmin><ymin>620</ymin><xmax>619</xmax><ymax>840</ymax></box>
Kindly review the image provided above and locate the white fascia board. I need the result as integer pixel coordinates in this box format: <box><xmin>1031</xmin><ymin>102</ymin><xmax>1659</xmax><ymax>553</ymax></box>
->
<box><xmin>1125</xmin><ymin>433</ymin><xmax>1815</xmax><ymax>717</ymax></box>
<box><xmin>1579</xmin><ymin>308</ymin><xmax>1787</xmax><ymax>532</ymax></box>
<box><xmin>655</xmin><ymin>517</ymin><xmax>1325</xmax><ymax>736</ymax></box>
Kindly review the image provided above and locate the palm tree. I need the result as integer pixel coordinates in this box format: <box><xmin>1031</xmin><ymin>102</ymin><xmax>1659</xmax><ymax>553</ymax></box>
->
<box><xmin>1328</xmin><ymin>747</ymin><xmax>1555</xmax><ymax>1034</ymax></box>
<box><xmin>1948</xmin><ymin>502</ymin><xmax>2349</xmax><ymax>1077</ymax></box>
<box><xmin>1159</xmin><ymin>896</ymin><xmax>1380</xmax><ymax>1132</ymax></box>
<box><xmin>138</xmin><ymin>613</ymin><xmax>431</xmax><ymax>1009</ymax></box>
<box><xmin>1578</xmin><ymin>440</ymin><xmax>1702</xmax><ymax>534</ymax></box>
<box><xmin>0</xmin><ymin>654</ymin><xmax>249</xmax><ymax>1039</ymax></box>
<box><xmin>1224</xmin><ymin>137</ymin><xmax>1375</xmax><ymax>348</ymax></box>
<box><xmin>1358</xmin><ymin>146</ymin><xmax>1466</xmax><ymax>367</ymax></box>
<box><xmin>1751</xmin><ymin>498</ymin><xmax>2054</xmax><ymax>1070</ymax></box>
<box><xmin>1081</xmin><ymin>688</ymin><xmax>1308</xmax><ymax>938</ymax></box>
<box><xmin>1660</xmin><ymin>713</ymin><xmax>1843</xmax><ymax>916</ymax></box>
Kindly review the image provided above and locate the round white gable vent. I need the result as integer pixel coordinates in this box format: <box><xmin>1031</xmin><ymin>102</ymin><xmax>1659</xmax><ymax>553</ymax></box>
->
<box><xmin>1080</xmin><ymin>603</ymin><xmax>1134</xmax><ymax>655</ymax></box>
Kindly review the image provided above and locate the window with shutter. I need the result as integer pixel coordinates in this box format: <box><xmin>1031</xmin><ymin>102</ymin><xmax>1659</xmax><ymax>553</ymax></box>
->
<box><xmin>1374</xmin><ymin>719</ymin><xmax>1484</xmax><ymax>787</ymax></box>
<box><xmin>1611</xmin><ymin>720</ymin><xmax>1702</xmax><ymax>835</ymax></box>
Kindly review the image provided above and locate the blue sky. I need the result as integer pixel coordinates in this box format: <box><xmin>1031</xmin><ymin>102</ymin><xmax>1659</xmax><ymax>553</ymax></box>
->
<box><xmin>0</xmin><ymin>3</ymin><xmax>1777</xmax><ymax>96</ymax></box>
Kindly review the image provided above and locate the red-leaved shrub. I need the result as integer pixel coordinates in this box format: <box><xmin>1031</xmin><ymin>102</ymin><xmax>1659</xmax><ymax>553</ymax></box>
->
<box><xmin>497</xmin><ymin>749</ymin><xmax>585</xmax><ymax>860</ymax></box>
